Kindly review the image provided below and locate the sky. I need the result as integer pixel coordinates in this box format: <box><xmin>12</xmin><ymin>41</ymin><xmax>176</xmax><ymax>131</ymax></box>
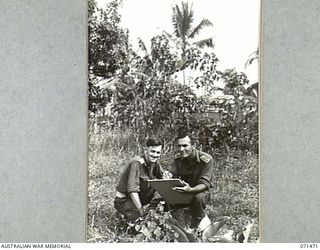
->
<box><xmin>96</xmin><ymin>0</ymin><xmax>260</xmax><ymax>85</ymax></box>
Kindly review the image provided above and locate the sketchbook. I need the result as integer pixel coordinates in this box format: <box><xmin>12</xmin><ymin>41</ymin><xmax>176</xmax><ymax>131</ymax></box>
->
<box><xmin>148</xmin><ymin>179</ymin><xmax>194</xmax><ymax>204</ymax></box>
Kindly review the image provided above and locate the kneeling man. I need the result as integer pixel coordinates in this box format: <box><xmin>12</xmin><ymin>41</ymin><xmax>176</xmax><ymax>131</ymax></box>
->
<box><xmin>171</xmin><ymin>129</ymin><xmax>214</xmax><ymax>228</ymax></box>
<box><xmin>114</xmin><ymin>137</ymin><xmax>166</xmax><ymax>221</ymax></box>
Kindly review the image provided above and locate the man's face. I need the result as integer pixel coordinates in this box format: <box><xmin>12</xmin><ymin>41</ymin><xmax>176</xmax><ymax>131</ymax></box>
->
<box><xmin>176</xmin><ymin>136</ymin><xmax>194</xmax><ymax>158</ymax></box>
<box><xmin>144</xmin><ymin>145</ymin><xmax>162</xmax><ymax>163</ymax></box>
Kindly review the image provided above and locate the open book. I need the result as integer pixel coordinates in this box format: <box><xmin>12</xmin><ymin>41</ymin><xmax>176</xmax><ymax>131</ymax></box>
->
<box><xmin>148</xmin><ymin>179</ymin><xmax>194</xmax><ymax>204</ymax></box>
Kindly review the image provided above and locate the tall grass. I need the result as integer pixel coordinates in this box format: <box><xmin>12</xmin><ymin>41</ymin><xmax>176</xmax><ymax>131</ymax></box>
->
<box><xmin>87</xmin><ymin>128</ymin><xmax>259</xmax><ymax>242</ymax></box>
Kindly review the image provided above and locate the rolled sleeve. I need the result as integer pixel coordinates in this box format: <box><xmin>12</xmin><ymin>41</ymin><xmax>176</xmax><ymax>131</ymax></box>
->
<box><xmin>127</xmin><ymin>162</ymin><xmax>141</xmax><ymax>193</ymax></box>
<box><xmin>198</xmin><ymin>160</ymin><xmax>213</xmax><ymax>189</ymax></box>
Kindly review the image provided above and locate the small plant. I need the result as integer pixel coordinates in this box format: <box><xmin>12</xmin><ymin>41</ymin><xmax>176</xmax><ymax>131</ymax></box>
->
<box><xmin>125</xmin><ymin>202</ymin><xmax>181</xmax><ymax>242</ymax></box>
<box><xmin>112</xmin><ymin>202</ymin><xmax>256</xmax><ymax>243</ymax></box>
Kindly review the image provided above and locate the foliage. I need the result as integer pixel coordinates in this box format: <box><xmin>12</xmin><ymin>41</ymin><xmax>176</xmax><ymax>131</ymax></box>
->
<box><xmin>191</xmin><ymin>50</ymin><xmax>220</xmax><ymax>90</ymax></box>
<box><xmin>88</xmin><ymin>0</ymin><xmax>130</xmax><ymax>113</ymax></box>
<box><xmin>107</xmin><ymin>35</ymin><xmax>213</xmax><ymax>144</ymax></box>
<box><xmin>88</xmin><ymin>0</ymin><xmax>258</xmax><ymax>152</ymax></box>
<box><xmin>126</xmin><ymin>203</ymin><xmax>179</xmax><ymax>242</ymax></box>
<box><xmin>245</xmin><ymin>49</ymin><xmax>259</xmax><ymax>68</ymax></box>
<box><xmin>169</xmin><ymin>1</ymin><xmax>214</xmax><ymax>85</ymax></box>
<box><xmin>216</xmin><ymin>69</ymin><xmax>258</xmax><ymax>151</ymax></box>
<box><xmin>171</xmin><ymin>1</ymin><xmax>214</xmax><ymax>54</ymax></box>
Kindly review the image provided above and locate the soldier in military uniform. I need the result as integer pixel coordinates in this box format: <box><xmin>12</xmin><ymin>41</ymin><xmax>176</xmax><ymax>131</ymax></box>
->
<box><xmin>114</xmin><ymin>138</ymin><xmax>170</xmax><ymax>221</ymax></box>
<box><xmin>171</xmin><ymin>129</ymin><xmax>214</xmax><ymax>228</ymax></box>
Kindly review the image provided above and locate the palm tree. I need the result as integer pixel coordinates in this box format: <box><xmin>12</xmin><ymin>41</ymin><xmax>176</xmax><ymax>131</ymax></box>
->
<box><xmin>245</xmin><ymin>49</ymin><xmax>259</xmax><ymax>68</ymax></box>
<box><xmin>171</xmin><ymin>2</ymin><xmax>213</xmax><ymax>55</ymax></box>
<box><xmin>245</xmin><ymin>49</ymin><xmax>259</xmax><ymax>97</ymax></box>
<box><xmin>169</xmin><ymin>1</ymin><xmax>214</xmax><ymax>84</ymax></box>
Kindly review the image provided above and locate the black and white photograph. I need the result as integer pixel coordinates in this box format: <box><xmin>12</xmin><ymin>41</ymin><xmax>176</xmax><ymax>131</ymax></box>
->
<box><xmin>88</xmin><ymin>0</ymin><xmax>260</xmax><ymax>243</ymax></box>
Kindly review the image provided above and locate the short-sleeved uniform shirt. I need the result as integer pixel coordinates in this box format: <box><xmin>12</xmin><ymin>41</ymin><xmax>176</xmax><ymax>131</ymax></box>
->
<box><xmin>116</xmin><ymin>155</ymin><xmax>163</xmax><ymax>205</ymax></box>
<box><xmin>171</xmin><ymin>149</ymin><xmax>213</xmax><ymax>190</ymax></box>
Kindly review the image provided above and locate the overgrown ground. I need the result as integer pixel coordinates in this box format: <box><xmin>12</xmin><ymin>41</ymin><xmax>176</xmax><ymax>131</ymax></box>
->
<box><xmin>87</xmin><ymin>129</ymin><xmax>259</xmax><ymax>242</ymax></box>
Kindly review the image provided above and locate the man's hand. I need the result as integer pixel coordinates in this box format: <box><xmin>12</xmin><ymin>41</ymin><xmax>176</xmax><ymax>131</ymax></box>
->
<box><xmin>172</xmin><ymin>181</ymin><xmax>192</xmax><ymax>193</ymax></box>
<box><xmin>138</xmin><ymin>207</ymin><xmax>146</xmax><ymax>217</ymax></box>
<box><xmin>162</xmin><ymin>170</ymin><xmax>173</xmax><ymax>179</ymax></box>
<box><xmin>174</xmin><ymin>183</ymin><xmax>207</xmax><ymax>194</ymax></box>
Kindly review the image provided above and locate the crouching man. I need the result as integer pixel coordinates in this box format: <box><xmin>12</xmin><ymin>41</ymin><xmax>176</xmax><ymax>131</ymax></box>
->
<box><xmin>114</xmin><ymin>137</ymin><xmax>168</xmax><ymax>221</ymax></box>
<box><xmin>171</xmin><ymin>129</ymin><xmax>214</xmax><ymax>229</ymax></box>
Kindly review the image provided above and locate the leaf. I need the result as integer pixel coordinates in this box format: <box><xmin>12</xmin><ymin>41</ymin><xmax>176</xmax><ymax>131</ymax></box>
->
<box><xmin>127</xmin><ymin>222</ymin><xmax>134</xmax><ymax>229</ymax></box>
<box><xmin>135</xmin><ymin>225</ymin><xmax>141</xmax><ymax>231</ymax></box>
<box><xmin>153</xmin><ymin>227</ymin><xmax>162</xmax><ymax>237</ymax></box>
<box><xmin>140</xmin><ymin>225</ymin><xmax>152</xmax><ymax>239</ymax></box>
<box><xmin>170</xmin><ymin>224</ymin><xmax>190</xmax><ymax>242</ymax></box>
<box><xmin>202</xmin><ymin>216</ymin><xmax>230</xmax><ymax>240</ymax></box>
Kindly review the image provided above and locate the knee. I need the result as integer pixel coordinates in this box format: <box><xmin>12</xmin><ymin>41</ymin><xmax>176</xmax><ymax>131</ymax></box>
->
<box><xmin>194</xmin><ymin>192</ymin><xmax>207</xmax><ymax>201</ymax></box>
<box><xmin>192</xmin><ymin>192</ymin><xmax>209</xmax><ymax>205</ymax></box>
<box><xmin>124</xmin><ymin>210</ymin><xmax>140</xmax><ymax>222</ymax></box>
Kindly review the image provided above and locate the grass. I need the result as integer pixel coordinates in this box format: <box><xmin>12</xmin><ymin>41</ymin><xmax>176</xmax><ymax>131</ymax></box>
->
<box><xmin>87</xmin><ymin>129</ymin><xmax>259</xmax><ymax>242</ymax></box>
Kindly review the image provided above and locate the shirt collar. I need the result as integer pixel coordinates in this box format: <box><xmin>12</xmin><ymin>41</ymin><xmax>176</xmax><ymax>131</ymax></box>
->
<box><xmin>194</xmin><ymin>149</ymin><xmax>201</xmax><ymax>163</ymax></box>
<box><xmin>185</xmin><ymin>149</ymin><xmax>200</xmax><ymax>163</ymax></box>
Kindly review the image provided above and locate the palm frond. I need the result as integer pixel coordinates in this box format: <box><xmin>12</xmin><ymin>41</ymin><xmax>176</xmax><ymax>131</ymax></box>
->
<box><xmin>245</xmin><ymin>49</ymin><xmax>259</xmax><ymax>68</ymax></box>
<box><xmin>162</xmin><ymin>30</ymin><xmax>173</xmax><ymax>39</ymax></box>
<box><xmin>188</xmin><ymin>18</ymin><xmax>213</xmax><ymax>39</ymax></box>
<box><xmin>181</xmin><ymin>2</ymin><xmax>193</xmax><ymax>37</ymax></box>
<box><xmin>172</xmin><ymin>2</ymin><xmax>194</xmax><ymax>40</ymax></box>
<box><xmin>137</xmin><ymin>37</ymin><xmax>148</xmax><ymax>54</ymax></box>
<box><xmin>172</xmin><ymin>4</ymin><xmax>182</xmax><ymax>37</ymax></box>
<box><xmin>193</xmin><ymin>38</ymin><xmax>214</xmax><ymax>48</ymax></box>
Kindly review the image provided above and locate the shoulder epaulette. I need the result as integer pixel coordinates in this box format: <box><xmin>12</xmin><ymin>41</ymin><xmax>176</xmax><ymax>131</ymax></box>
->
<box><xmin>200</xmin><ymin>153</ymin><xmax>212</xmax><ymax>163</ymax></box>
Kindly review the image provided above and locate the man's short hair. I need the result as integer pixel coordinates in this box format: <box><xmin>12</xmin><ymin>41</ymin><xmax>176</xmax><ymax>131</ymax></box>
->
<box><xmin>175</xmin><ymin>127</ymin><xmax>196</xmax><ymax>144</ymax></box>
<box><xmin>146</xmin><ymin>137</ymin><xmax>162</xmax><ymax>147</ymax></box>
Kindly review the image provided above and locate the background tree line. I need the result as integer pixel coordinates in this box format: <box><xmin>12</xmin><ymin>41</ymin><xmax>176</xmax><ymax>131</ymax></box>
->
<box><xmin>88</xmin><ymin>0</ymin><xmax>258</xmax><ymax>153</ymax></box>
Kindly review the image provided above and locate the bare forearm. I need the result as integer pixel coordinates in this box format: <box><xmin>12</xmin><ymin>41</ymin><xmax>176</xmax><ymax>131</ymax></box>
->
<box><xmin>129</xmin><ymin>192</ymin><xmax>144</xmax><ymax>215</ymax></box>
<box><xmin>173</xmin><ymin>182</ymin><xmax>207</xmax><ymax>194</ymax></box>
<box><xmin>188</xmin><ymin>183</ymin><xmax>207</xmax><ymax>194</ymax></box>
